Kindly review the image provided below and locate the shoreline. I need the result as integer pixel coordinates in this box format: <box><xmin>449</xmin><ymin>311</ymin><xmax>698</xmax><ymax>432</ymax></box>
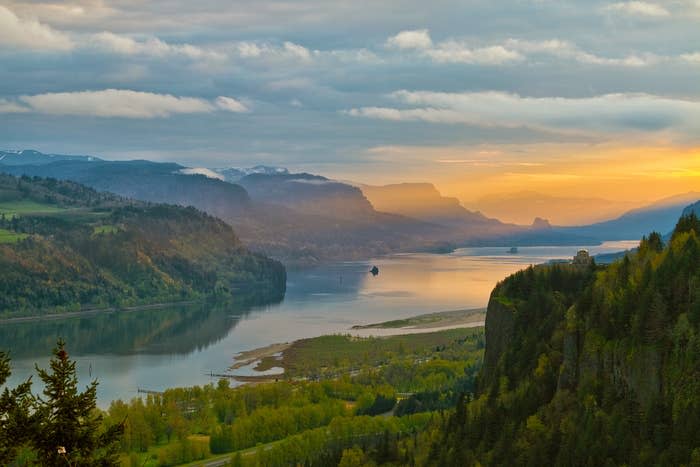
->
<box><xmin>351</xmin><ymin>307</ymin><xmax>486</xmax><ymax>330</ymax></box>
<box><xmin>0</xmin><ymin>300</ymin><xmax>201</xmax><ymax>324</ymax></box>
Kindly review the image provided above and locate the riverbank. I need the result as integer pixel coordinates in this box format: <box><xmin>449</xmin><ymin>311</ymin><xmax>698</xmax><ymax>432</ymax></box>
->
<box><xmin>228</xmin><ymin>309</ymin><xmax>487</xmax><ymax>383</ymax></box>
<box><xmin>351</xmin><ymin>307</ymin><xmax>484</xmax><ymax>329</ymax></box>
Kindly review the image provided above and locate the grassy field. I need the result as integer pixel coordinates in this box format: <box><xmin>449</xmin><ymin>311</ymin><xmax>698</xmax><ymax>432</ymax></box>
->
<box><xmin>93</xmin><ymin>224</ymin><xmax>119</xmax><ymax>235</ymax></box>
<box><xmin>0</xmin><ymin>228</ymin><xmax>28</xmax><ymax>244</ymax></box>
<box><xmin>256</xmin><ymin>327</ymin><xmax>483</xmax><ymax>377</ymax></box>
<box><xmin>0</xmin><ymin>200</ymin><xmax>67</xmax><ymax>217</ymax></box>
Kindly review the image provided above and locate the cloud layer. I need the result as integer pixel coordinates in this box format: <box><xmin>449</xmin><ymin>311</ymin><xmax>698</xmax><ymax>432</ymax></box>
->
<box><xmin>0</xmin><ymin>0</ymin><xmax>698</xmax><ymax>181</ymax></box>
<box><xmin>604</xmin><ymin>1</ymin><xmax>670</xmax><ymax>17</ymax></box>
<box><xmin>0</xmin><ymin>5</ymin><xmax>73</xmax><ymax>51</ymax></box>
<box><xmin>2</xmin><ymin>90</ymin><xmax>247</xmax><ymax>118</ymax></box>
<box><xmin>347</xmin><ymin>91</ymin><xmax>700</xmax><ymax>135</ymax></box>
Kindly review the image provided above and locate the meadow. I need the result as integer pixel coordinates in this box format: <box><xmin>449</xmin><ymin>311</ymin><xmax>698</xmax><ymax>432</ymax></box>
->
<box><xmin>0</xmin><ymin>227</ymin><xmax>28</xmax><ymax>243</ymax></box>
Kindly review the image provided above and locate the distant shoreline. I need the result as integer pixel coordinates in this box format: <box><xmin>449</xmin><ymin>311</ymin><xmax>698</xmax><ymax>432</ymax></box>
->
<box><xmin>0</xmin><ymin>300</ymin><xmax>200</xmax><ymax>324</ymax></box>
<box><xmin>350</xmin><ymin>307</ymin><xmax>486</xmax><ymax>330</ymax></box>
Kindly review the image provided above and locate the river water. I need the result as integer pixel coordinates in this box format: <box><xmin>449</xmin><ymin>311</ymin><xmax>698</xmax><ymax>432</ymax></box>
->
<box><xmin>1</xmin><ymin>241</ymin><xmax>637</xmax><ymax>406</ymax></box>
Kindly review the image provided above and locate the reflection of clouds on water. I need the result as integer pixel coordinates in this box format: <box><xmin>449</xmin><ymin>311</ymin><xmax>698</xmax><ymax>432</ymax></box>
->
<box><xmin>4</xmin><ymin>241</ymin><xmax>640</xmax><ymax>407</ymax></box>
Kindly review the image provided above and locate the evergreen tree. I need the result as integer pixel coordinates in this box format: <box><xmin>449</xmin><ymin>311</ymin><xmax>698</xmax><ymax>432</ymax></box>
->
<box><xmin>0</xmin><ymin>351</ymin><xmax>35</xmax><ymax>465</ymax></box>
<box><xmin>673</xmin><ymin>213</ymin><xmax>700</xmax><ymax>239</ymax></box>
<box><xmin>33</xmin><ymin>340</ymin><xmax>123</xmax><ymax>466</ymax></box>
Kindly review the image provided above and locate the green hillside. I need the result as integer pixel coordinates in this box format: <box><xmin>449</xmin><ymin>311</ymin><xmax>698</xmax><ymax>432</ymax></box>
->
<box><xmin>428</xmin><ymin>214</ymin><xmax>700</xmax><ymax>465</ymax></box>
<box><xmin>0</xmin><ymin>174</ymin><xmax>285</xmax><ymax>316</ymax></box>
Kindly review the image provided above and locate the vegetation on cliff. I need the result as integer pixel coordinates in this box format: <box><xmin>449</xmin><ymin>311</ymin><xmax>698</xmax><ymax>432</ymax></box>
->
<box><xmin>428</xmin><ymin>214</ymin><xmax>700</xmax><ymax>465</ymax></box>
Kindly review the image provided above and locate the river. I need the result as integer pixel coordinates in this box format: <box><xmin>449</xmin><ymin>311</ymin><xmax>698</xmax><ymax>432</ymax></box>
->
<box><xmin>1</xmin><ymin>241</ymin><xmax>637</xmax><ymax>406</ymax></box>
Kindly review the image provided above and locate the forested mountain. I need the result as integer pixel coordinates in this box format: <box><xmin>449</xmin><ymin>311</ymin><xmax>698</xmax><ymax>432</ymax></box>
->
<box><xmin>0</xmin><ymin>174</ymin><xmax>285</xmax><ymax>316</ymax></box>
<box><xmin>1</xmin><ymin>155</ymin><xmax>448</xmax><ymax>265</ymax></box>
<box><xmin>2</xmin><ymin>150</ymin><xmax>602</xmax><ymax>266</ymax></box>
<box><xmin>241</xmin><ymin>173</ymin><xmax>377</xmax><ymax>220</ymax></box>
<box><xmin>682</xmin><ymin>199</ymin><xmax>700</xmax><ymax>218</ymax></box>
<box><xmin>428</xmin><ymin>214</ymin><xmax>700</xmax><ymax>465</ymax></box>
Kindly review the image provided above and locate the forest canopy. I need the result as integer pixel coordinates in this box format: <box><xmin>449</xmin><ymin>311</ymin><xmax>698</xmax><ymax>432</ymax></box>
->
<box><xmin>0</xmin><ymin>174</ymin><xmax>285</xmax><ymax>316</ymax></box>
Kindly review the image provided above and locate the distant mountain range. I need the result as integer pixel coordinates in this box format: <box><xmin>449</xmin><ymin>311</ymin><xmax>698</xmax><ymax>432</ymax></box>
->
<box><xmin>361</xmin><ymin>182</ymin><xmax>502</xmax><ymax>228</ymax></box>
<box><xmin>359</xmin><ymin>182</ymin><xmax>597</xmax><ymax>247</ymax></box>
<box><xmin>0</xmin><ymin>149</ymin><xmax>100</xmax><ymax>165</ymax></box>
<box><xmin>5</xmin><ymin>149</ymin><xmax>695</xmax><ymax>265</ymax></box>
<box><xmin>467</xmin><ymin>190</ymin><xmax>638</xmax><ymax>226</ymax></box>
<box><xmin>0</xmin><ymin>151</ymin><xmax>449</xmax><ymax>265</ymax></box>
<box><xmin>555</xmin><ymin>192</ymin><xmax>700</xmax><ymax>241</ymax></box>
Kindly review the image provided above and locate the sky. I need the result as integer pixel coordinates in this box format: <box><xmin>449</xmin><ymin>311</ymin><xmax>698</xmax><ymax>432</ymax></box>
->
<box><xmin>1</xmin><ymin>0</ymin><xmax>699</xmax><ymax>214</ymax></box>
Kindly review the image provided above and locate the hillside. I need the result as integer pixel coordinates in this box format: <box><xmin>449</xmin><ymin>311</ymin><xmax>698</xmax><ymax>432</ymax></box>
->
<box><xmin>0</xmin><ymin>174</ymin><xmax>285</xmax><ymax>316</ymax></box>
<box><xmin>0</xmin><ymin>153</ymin><xmax>449</xmax><ymax>265</ymax></box>
<box><xmin>682</xmin><ymin>199</ymin><xmax>700</xmax><ymax>218</ymax></box>
<box><xmin>557</xmin><ymin>192</ymin><xmax>700</xmax><ymax>241</ymax></box>
<box><xmin>429</xmin><ymin>214</ymin><xmax>700</xmax><ymax>465</ymax></box>
<box><xmin>241</xmin><ymin>173</ymin><xmax>377</xmax><ymax>220</ymax></box>
<box><xmin>361</xmin><ymin>182</ymin><xmax>502</xmax><ymax>228</ymax></box>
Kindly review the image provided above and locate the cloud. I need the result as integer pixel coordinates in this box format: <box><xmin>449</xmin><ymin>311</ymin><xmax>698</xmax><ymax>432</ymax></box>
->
<box><xmin>0</xmin><ymin>89</ymin><xmax>248</xmax><ymax>118</ymax></box>
<box><xmin>0</xmin><ymin>98</ymin><xmax>29</xmax><ymax>113</ymax></box>
<box><xmin>680</xmin><ymin>52</ymin><xmax>700</xmax><ymax>64</ymax></box>
<box><xmin>505</xmin><ymin>38</ymin><xmax>658</xmax><ymax>67</ymax></box>
<box><xmin>91</xmin><ymin>31</ymin><xmax>225</xmax><ymax>61</ymax></box>
<box><xmin>232</xmin><ymin>40</ymin><xmax>313</xmax><ymax>63</ymax></box>
<box><xmin>0</xmin><ymin>5</ymin><xmax>74</xmax><ymax>51</ymax></box>
<box><xmin>386</xmin><ymin>29</ymin><xmax>433</xmax><ymax>50</ymax></box>
<box><xmin>283</xmin><ymin>41</ymin><xmax>312</xmax><ymax>61</ymax></box>
<box><xmin>215</xmin><ymin>96</ymin><xmax>248</xmax><ymax>113</ymax></box>
<box><xmin>386</xmin><ymin>29</ymin><xmax>521</xmax><ymax>64</ymax></box>
<box><xmin>425</xmin><ymin>43</ymin><xmax>523</xmax><ymax>64</ymax></box>
<box><xmin>345</xmin><ymin>106</ymin><xmax>466</xmax><ymax>123</ymax></box>
<box><xmin>384</xmin><ymin>31</ymin><xmax>657</xmax><ymax>67</ymax></box>
<box><xmin>179</xmin><ymin>167</ymin><xmax>225</xmax><ymax>180</ymax></box>
<box><xmin>604</xmin><ymin>1</ymin><xmax>671</xmax><ymax>17</ymax></box>
<box><xmin>345</xmin><ymin>91</ymin><xmax>700</xmax><ymax>136</ymax></box>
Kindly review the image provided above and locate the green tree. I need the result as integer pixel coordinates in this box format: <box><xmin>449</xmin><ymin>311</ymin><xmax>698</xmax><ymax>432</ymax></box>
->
<box><xmin>33</xmin><ymin>340</ymin><xmax>123</xmax><ymax>466</ymax></box>
<box><xmin>0</xmin><ymin>351</ymin><xmax>35</xmax><ymax>464</ymax></box>
<box><xmin>338</xmin><ymin>446</ymin><xmax>375</xmax><ymax>467</ymax></box>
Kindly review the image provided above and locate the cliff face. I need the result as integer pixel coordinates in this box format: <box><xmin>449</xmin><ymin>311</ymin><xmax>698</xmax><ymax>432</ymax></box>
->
<box><xmin>481</xmin><ymin>295</ymin><xmax>515</xmax><ymax>388</ymax></box>
<box><xmin>440</xmin><ymin>219</ymin><xmax>700</xmax><ymax>466</ymax></box>
<box><xmin>482</xmin><ymin>264</ymin><xmax>666</xmax><ymax>407</ymax></box>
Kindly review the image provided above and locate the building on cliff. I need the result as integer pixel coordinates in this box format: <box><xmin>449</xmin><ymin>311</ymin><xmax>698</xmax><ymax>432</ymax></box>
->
<box><xmin>573</xmin><ymin>249</ymin><xmax>592</xmax><ymax>266</ymax></box>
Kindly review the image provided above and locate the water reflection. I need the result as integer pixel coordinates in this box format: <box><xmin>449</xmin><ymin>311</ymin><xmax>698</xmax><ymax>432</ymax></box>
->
<box><xmin>1</xmin><ymin>241</ymin><xmax>637</xmax><ymax>405</ymax></box>
<box><xmin>0</xmin><ymin>293</ymin><xmax>282</xmax><ymax>360</ymax></box>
